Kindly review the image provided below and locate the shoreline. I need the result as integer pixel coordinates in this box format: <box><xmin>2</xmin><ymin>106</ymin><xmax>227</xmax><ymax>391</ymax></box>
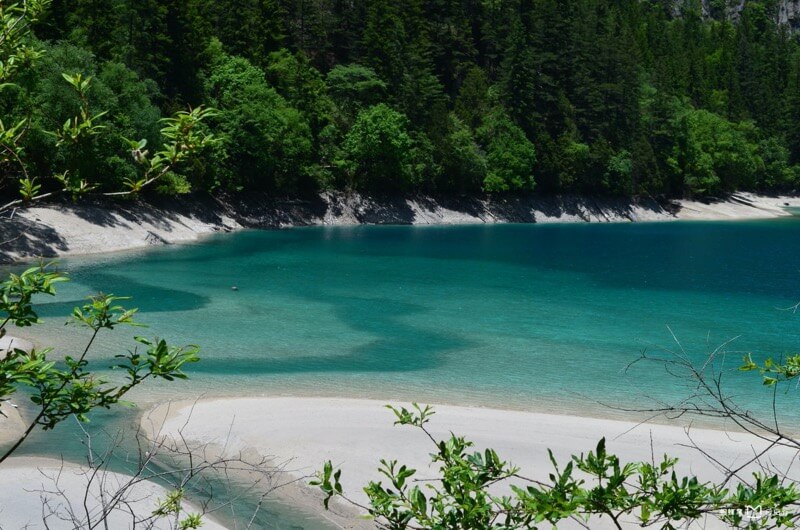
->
<box><xmin>1</xmin><ymin>191</ymin><xmax>797</xmax><ymax>264</ymax></box>
<box><xmin>4</xmin><ymin>191</ymin><xmax>799</xmax><ymax>528</ymax></box>
<box><xmin>0</xmin><ymin>456</ymin><xmax>228</xmax><ymax>530</ymax></box>
<box><xmin>140</xmin><ymin>396</ymin><xmax>798</xmax><ymax>530</ymax></box>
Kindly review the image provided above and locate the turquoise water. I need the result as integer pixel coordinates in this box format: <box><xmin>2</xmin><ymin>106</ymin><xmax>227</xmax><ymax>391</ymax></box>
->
<box><xmin>8</xmin><ymin>220</ymin><xmax>800</xmax><ymax>527</ymax></box>
<box><xmin>24</xmin><ymin>220</ymin><xmax>800</xmax><ymax>412</ymax></box>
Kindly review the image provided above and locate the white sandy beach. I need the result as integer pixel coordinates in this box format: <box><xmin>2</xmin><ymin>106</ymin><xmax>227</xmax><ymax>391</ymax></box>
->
<box><xmin>141</xmin><ymin>396</ymin><xmax>799</xmax><ymax>530</ymax></box>
<box><xmin>0</xmin><ymin>457</ymin><xmax>228</xmax><ymax>530</ymax></box>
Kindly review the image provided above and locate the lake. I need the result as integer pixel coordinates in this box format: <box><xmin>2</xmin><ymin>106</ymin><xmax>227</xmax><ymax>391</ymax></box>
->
<box><xmin>9</xmin><ymin>219</ymin><xmax>800</xmax><ymax>527</ymax></box>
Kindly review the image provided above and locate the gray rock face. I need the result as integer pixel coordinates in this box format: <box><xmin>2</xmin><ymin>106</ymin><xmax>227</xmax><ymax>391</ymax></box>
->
<box><xmin>777</xmin><ymin>0</ymin><xmax>800</xmax><ymax>28</ymax></box>
<box><xmin>668</xmin><ymin>0</ymin><xmax>800</xmax><ymax>29</ymax></box>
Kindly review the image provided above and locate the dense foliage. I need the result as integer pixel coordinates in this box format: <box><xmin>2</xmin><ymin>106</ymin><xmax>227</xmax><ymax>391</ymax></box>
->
<box><xmin>4</xmin><ymin>0</ymin><xmax>800</xmax><ymax>198</ymax></box>
<box><xmin>315</xmin><ymin>401</ymin><xmax>800</xmax><ymax>529</ymax></box>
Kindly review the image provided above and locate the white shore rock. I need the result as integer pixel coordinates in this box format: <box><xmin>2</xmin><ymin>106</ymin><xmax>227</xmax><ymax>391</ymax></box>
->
<box><xmin>0</xmin><ymin>403</ymin><xmax>26</xmax><ymax>449</ymax></box>
<box><xmin>0</xmin><ymin>335</ymin><xmax>34</xmax><ymax>355</ymax></box>
<box><xmin>143</xmin><ymin>397</ymin><xmax>799</xmax><ymax>530</ymax></box>
<box><xmin>0</xmin><ymin>200</ymin><xmax>241</xmax><ymax>263</ymax></box>
<box><xmin>674</xmin><ymin>192</ymin><xmax>796</xmax><ymax>220</ymax></box>
<box><xmin>0</xmin><ymin>336</ymin><xmax>34</xmax><ymax>449</ymax></box>
<box><xmin>1</xmin><ymin>192</ymin><xmax>797</xmax><ymax>263</ymax></box>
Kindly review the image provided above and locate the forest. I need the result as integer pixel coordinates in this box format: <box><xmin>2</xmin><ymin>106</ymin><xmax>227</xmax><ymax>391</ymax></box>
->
<box><xmin>3</xmin><ymin>0</ymin><xmax>800</xmax><ymax>199</ymax></box>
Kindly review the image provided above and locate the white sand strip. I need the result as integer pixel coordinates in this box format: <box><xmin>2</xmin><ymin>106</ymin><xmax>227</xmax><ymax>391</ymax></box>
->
<box><xmin>143</xmin><ymin>397</ymin><xmax>799</xmax><ymax>529</ymax></box>
<box><xmin>674</xmin><ymin>192</ymin><xmax>796</xmax><ymax>220</ymax></box>
<box><xmin>3</xmin><ymin>192</ymin><xmax>798</xmax><ymax>263</ymax></box>
<box><xmin>4</xmin><ymin>202</ymin><xmax>241</xmax><ymax>262</ymax></box>
<box><xmin>0</xmin><ymin>457</ymin><xmax>229</xmax><ymax>530</ymax></box>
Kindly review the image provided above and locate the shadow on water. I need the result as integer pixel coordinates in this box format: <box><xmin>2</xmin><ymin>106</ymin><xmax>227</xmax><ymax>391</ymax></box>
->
<box><xmin>33</xmin><ymin>271</ymin><xmax>211</xmax><ymax>318</ymax></box>
<box><xmin>187</xmin><ymin>334</ymin><xmax>468</xmax><ymax>374</ymax></box>
<box><xmin>188</xmin><ymin>294</ymin><xmax>474</xmax><ymax>374</ymax></box>
<box><xmin>279</xmin><ymin>221</ymin><xmax>800</xmax><ymax>299</ymax></box>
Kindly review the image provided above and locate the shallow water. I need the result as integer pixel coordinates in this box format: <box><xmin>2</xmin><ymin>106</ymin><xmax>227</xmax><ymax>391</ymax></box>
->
<box><xmin>7</xmin><ymin>220</ymin><xmax>800</xmax><ymax>527</ymax></box>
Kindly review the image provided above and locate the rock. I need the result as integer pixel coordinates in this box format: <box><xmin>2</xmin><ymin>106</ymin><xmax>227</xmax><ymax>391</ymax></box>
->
<box><xmin>0</xmin><ymin>402</ymin><xmax>26</xmax><ymax>448</ymax></box>
<box><xmin>0</xmin><ymin>335</ymin><xmax>33</xmax><ymax>356</ymax></box>
<box><xmin>667</xmin><ymin>0</ymin><xmax>800</xmax><ymax>30</ymax></box>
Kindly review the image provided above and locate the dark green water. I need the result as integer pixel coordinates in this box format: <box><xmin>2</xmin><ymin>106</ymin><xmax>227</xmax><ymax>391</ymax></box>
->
<box><xmin>8</xmin><ymin>220</ymin><xmax>800</xmax><ymax>527</ymax></box>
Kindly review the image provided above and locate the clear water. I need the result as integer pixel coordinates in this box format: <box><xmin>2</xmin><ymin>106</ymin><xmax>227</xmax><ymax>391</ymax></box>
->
<box><xmin>7</xmin><ymin>220</ymin><xmax>800</xmax><ymax>527</ymax></box>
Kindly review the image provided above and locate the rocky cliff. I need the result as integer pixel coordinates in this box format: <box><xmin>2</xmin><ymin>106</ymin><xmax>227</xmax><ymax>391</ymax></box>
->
<box><xmin>669</xmin><ymin>0</ymin><xmax>800</xmax><ymax>29</ymax></box>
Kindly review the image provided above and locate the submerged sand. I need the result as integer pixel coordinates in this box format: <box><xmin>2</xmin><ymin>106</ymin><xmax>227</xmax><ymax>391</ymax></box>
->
<box><xmin>142</xmin><ymin>397</ymin><xmax>799</xmax><ymax>530</ymax></box>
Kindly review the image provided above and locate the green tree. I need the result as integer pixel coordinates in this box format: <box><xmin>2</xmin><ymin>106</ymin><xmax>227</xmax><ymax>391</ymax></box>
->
<box><xmin>265</xmin><ymin>48</ymin><xmax>334</xmax><ymax>137</ymax></box>
<box><xmin>341</xmin><ymin>104</ymin><xmax>419</xmax><ymax>192</ymax></box>
<box><xmin>198</xmin><ymin>0</ymin><xmax>284</xmax><ymax>67</ymax></box>
<box><xmin>668</xmin><ymin>107</ymin><xmax>762</xmax><ymax>195</ymax></box>
<box><xmin>604</xmin><ymin>149</ymin><xmax>635</xmax><ymax>195</ymax></box>
<box><xmin>278</xmin><ymin>0</ymin><xmax>331</xmax><ymax>63</ymax></box>
<box><xmin>756</xmin><ymin>136</ymin><xmax>796</xmax><ymax>190</ymax></box>
<box><xmin>326</xmin><ymin>64</ymin><xmax>387</xmax><ymax>127</ymax></box>
<box><xmin>453</xmin><ymin>66</ymin><xmax>490</xmax><ymax>131</ymax></box>
<box><xmin>425</xmin><ymin>0</ymin><xmax>477</xmax><ymax>97</ymax></box>
<box><xmin>60</xmin><ymin>0</ymin><xmax>128</xmax><ymax>62</ymax></box>
<box><xmin>17</xmin><ymin>42</ymin><xmax>162</xmax><ymax>192</ymax></box>
<box><xmin>433</xmin><ymin>114</ymin><xmax>486</xmax><ymax>194</ymax></box>
<box><xmin>0</xmin><ymin>3</ymin><xmax>213</xmax><ymax>210</ymax></box>
<box><xmin>476</xmin><ymin>110</ymin><xmax>536</xmax><ymax>192</ymax></box>
<box><xmin>202</xmin><ymin>41</ymin><xmax>314</xmax><ymax>193</ymax></box>
<box><xmin>498</xmin><ymin>11</ymin><xmax>538</xmax><ymax>139</ymax></box>
<box><xmin>359</xmin><ymin>0</ymin><xmax>406</xmax><ymax>88</ymax></box>
<box><xmin>9</xmin><ymin>0</ymin><xmax>800</xmax><ymax>198</ymax></box>
<box><xmin>784</xmin><ymin>52</ymin><xmax>800</xmax><ymax>165</ymax></box>
<box><xmin>399</xmin><ymin>53</ymin><xmax>448</xmax><ymax>133</ymax></box>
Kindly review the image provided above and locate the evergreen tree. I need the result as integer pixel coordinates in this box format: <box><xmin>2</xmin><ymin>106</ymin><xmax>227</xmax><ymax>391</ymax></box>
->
<box><xmin>326</xmin><ymin>64</ymin><xmax>388</xmax><ymax>126</ymax></box>
<box><xmin>360</xmin><ymin>0</ymin><xmax>406</xmax><ymax>88</ymax></box>
<box><xmin>11</xmin><ymin>0</ymin><xmax>800</xmax><ymax>199</ymax></box>
<box><xmin>200</xmin><ymin>0</ymin><xmax>285</xmax><ymax>67</ymax></box>
<box><xmin>454</xmin><ymin>66</ymin><xmax>490</xmax><ymax>131</ymax></box>
<box><xmin>433</xmin><ymin>114</ymin><xmax>487</xmax><ymax>193</ymax></box>
<box><xmin>426</xmin><ymin>0</ymin><xmax>478</xmax><ymax>96</ymax></box>
<box><xmin>265</xmin><ymin>49</ymin><xmax>334</xmax><ymax>136</ymax></box>
<box><xmin>786</xmin><ymin>52</ymin><xmax>800</xmax><ymax>165</ymax></box>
